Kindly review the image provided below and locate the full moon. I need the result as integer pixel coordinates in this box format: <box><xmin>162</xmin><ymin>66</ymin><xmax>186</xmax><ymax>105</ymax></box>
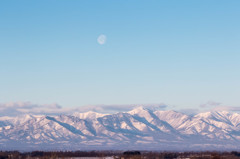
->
<box><xmin>97</xmin><ymin>34</ymin><xmax>107</xmax><ymax>45</ymax></box>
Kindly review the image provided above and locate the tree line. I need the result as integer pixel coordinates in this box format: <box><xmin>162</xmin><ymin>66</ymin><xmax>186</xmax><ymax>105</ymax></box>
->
<box><xmin>0</xmin><ymin>150</ymin><xmax>240</xmax><ymax>159</ymax></box>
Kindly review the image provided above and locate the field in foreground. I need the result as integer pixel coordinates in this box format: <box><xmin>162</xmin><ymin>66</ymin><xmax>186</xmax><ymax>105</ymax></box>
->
<box><xmin>1</xmin><ymin>151</ymin><xmax>240</xmax><ymax>159</ymax></box>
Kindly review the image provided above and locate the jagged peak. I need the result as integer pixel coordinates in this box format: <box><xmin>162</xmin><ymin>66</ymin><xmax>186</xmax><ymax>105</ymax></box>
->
<box><xmin>72</xmin><ymin>110</ymin><xmax>106</xmax><ymax>119</ymax></box>
<box><xmin>154</xmin><ymin>110</ymin><xmax>178</xmax><ymax>114</ymax></box>
<box><xmin>127</xmin><ymin>106</ymin><xmax>150</xmax><ymax>114</ymax></box>
<box><xmin>195</xmin><ymin>110</ymin><xmax>232</xmax><ymax>118</ymax></box>
<box><xmin>1</xmin><ymin>108</ymin><xmax>240</xmax><ymax>151</ymax></box>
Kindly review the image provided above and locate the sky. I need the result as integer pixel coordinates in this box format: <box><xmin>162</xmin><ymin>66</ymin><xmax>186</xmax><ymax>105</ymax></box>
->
<box><xmin>0</xmin><ymin>0</ymin><xmax>240</xmax><ymax>112</ymax></box>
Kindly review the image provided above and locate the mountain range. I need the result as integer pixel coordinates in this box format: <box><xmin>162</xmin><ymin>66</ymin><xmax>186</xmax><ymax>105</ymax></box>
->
<box><xmin>1</xmin><ymin>107</ymin><xmax>240</xmax><ymax>151</ymax></box>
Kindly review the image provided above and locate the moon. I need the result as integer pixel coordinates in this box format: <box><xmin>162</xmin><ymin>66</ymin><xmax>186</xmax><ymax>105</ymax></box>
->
<box><xmin>97</xmin><ymin>34</ymin><xmax>107</xmax><ymax>45</ymax></box>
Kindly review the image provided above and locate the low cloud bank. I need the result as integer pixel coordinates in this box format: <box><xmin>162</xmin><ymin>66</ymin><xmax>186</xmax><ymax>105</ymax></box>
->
<box><xmin>0</xmin><ymin>102</ymin><xmax>69</xmax><ymax>117</ymax></box>
<box><xmin>78</xmin><ymin>103</ymin><xmax>168</xmax><ymax>114</ymax></box>
<box><xmin>0</xmin><ymin>102</ymin><xmax>168</xmax><ymax>117</ymax></box>
<box><xmin>199</xmin><ymin>101</ymin><xmax>240</xmax><ymax>113</ymax></box>
<box><xmin>200</xmin><ymin>101</ymin><xmax>221</xmax><ymax>108</ymax></box>
<box><xmin>1</xmin><ymin>101</ymin><xmax>240</xmax><ymax>117</ymax></box>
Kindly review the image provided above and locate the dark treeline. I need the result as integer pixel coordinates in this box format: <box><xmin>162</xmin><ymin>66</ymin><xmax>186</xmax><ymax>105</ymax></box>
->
<box><xmin>0</xmin><ymin>150</ymin><xmax>240</xmax><ymax>158</ymax></box>
<box><xmin>0</xmin><ymin>150</ymin><xmax>120</xmax><ymax>159</ymax></box>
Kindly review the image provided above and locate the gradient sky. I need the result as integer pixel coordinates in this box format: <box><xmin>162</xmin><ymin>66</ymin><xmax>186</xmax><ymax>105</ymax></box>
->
<box><xmin>1</xmin><ymin>0</ymin><xmax>240</xmax><ymax>110</ymax></box>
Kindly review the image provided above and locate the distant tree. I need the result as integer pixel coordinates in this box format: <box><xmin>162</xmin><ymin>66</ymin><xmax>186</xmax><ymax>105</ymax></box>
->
<box><xmin>123</xmin><ymin>151</ymin><xmax>141</xmax><ymax>155</ymax></box>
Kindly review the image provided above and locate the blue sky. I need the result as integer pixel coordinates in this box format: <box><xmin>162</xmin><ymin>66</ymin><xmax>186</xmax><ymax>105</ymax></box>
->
<box><xmin>1</xmin><ymin>0</ymin><xmax>240</xmax><ymax>110</ymax></box>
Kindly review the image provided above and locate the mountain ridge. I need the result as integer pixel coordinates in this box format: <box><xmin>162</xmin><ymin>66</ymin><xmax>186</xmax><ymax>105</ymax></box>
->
<box><xmin>1</xmin><ymin>107</ymin><xmax>240</xmax><ymax>151</ymax></box>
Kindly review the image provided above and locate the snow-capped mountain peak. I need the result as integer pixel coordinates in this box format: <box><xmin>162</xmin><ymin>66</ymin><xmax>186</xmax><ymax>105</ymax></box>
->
<box><xmin>128</xmin><ymin>106</ymin><xmax>149</xmax><ymax>115</ymax></box>
<box><xmin>72</xmin><ymin>111</ymin><xmax>105</xmax><ymax>120</ymax></box>
<box><xmin>1</xmin><ymin>108</ymin><xmax>240</xmax><ymax>151</ymax></box>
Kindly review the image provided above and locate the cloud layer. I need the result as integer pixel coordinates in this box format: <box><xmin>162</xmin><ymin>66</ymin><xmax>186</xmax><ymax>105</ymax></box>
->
<box><xmin>77</xmin><ymin>103</ymin><xmax>168</xmax><ymax>113</ymax></box>
<box><xmin>0</xmin><ymin>102</ymin><xmax>168</xmax><ymax>117</ymax></box>
<box><xmin>0</xmin><ymin>102</ymin><xmax>69</xmax><ymax>117</ymax></box>
<box><xmin>1</xmin><ymin>101</ymin><xmax>240</xmax><ymax>117</ymax></box>
<box><xmin>200</xmin><ymin>101</ymin><xmax>221</xmax><ymax>108</ymax></box>
<box><xmin>199</xmin><ymin>101</ymin><xmax>240</xmax><ymax>113</ymax></box>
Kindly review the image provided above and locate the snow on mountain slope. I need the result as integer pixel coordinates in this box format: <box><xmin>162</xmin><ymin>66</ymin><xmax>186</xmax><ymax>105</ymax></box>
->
<box><xmin>230</xmin><ymin>113</ymin><xmax>240</xmax><ymax>127</ymax></box>
<box><xmin>1</xmin><ymin>108</ymin><xmax>240</xmax><ymax>151</ymax></box>
<box><xmin>154</xmin><ymin>110</ymin><xmax>190</xmax><ymax>129</ymax></box>
<box><xmin>73</xmin><ymin>111</ymin><xmax>106</xmax><ymax>120</ymax></box>
<box><xmin>128</xmin><ymin>107</ymin><xmax>177</xmax><ymax>134</ymax></box>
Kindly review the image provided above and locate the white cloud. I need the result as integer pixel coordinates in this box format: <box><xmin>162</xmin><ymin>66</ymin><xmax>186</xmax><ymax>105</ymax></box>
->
<box><xmin>211</xmin><ymin>106</ymin><xmax>240</xmax><ymax>112</ymax></box>
<box><xmin>76</xmin><ymin>103</ymin><xmax>168</xmax><ymax>114</ymax></box>
<box><xmin>2</xmin><ymin>101</ymin><xmax>240</xmax><ymax>117</ymax></box>
<box><xmin>199</xmin><ymin>101</ymin><xmax>240</xmax><ymax>113</ymax></box>
<box><xmin>0</xmin><ymin>102</ymin><xmax>69</xmax><ymax>117</ymax></box>
<box><xmin>200</xmin><ymin>101</ymin><xmax>221</xmax><ymax>108</ymax></box>
<box><xmin>0</xmin><ymin>102</ymin><xmax>169</xmax><ymax>117</ymax></box>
